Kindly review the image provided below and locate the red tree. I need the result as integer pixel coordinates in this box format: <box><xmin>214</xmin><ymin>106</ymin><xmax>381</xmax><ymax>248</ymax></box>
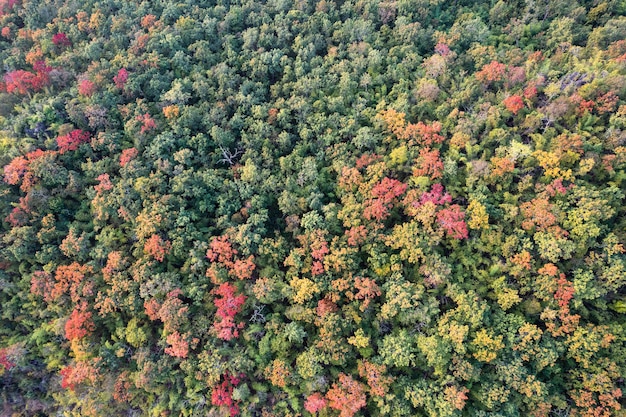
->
<box><xmin>305</xmin><ymin>392</ymin><xmax>328</xmax><ymax>414</ymax></box>
<box><xmin>113</xmin><ymin>68</ymin><xmax>129</xmax><ymax>89</ymax></box>
<box><xmin>52</xmin><ymin>32</ymin><xmax>71</xmax><ymax>47</ymax></box>
<box><xmin>437</xmin><ymin>204</ymin><xmax>468</xmax><ymax>239</ymax></box>
<box><xmin>212</xmin><ymin>282</ymin><xmax>246</xmax><ymax>341</ymax></box>
<box><xmin>78</xmin><ymin>79</ymin><xmax>97</xmax><ymax>96</ymax></box>
<box><xmin>57</xmin><ymin>129</ymin><xmax>90</xmax><ymax>153</ymax></box>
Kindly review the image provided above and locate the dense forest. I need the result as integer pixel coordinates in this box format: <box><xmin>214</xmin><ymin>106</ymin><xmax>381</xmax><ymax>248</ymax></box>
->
<box><xmin>1</xmin><ymin>0</ymin><xmax>626</xmax><ymax>415</ymax></box>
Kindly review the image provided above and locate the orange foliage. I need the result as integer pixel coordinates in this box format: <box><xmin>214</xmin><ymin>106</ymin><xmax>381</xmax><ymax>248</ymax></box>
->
<box><xmin>413</xmin><ymin>147</ymin><xmax>444</xmax><ymax>179</ymax></box>
<box><xmin>60</xmin><ymin>360</ymin><xmax>100</xmax><ymax>391</ymax></box>
<box><xmin>65</xmin><ymin>308</ymin><xmax>95</xmax><ymax>340</ymax></box>
<box><xmin>520</xmin><ymin>198</ymin><xmax>556</xmax><ymax>231</ymax></box>
<box><xmin>326</xmin><ymin>373</ymin><xmax>367</xmax><ymax>417</ymax></box>
<box><xmin>52</xmin><ymin>263</ymin><xmax>94</xmax><ymax>303</ymax></box>
<box><xmin>264</xmin><ymin>358</ymin><xmax>291</xmax><ymax>388</ymax></box>
<box><xmin>345</xmin><ymin>225</ymin><xmax>367</xmax><ymax>247</ymax></box>
<box><xmin>358</xmin><ymin>360</ymin><xmax>393</xmax><ymax>397</ymax></box>
<box><xmin>144</xmin><ymin>234</ymin><xmax>171</xmax><ymax>262</ymax></box>
<box><xmin>119</xmin><ymin>147</ymin><xmax>138</xmax><ymax>166</ymax></box>
<box><xmin>163</xmin><ymin>104</ymin><xmax>179</xmax><ymax>119</ymax></box>
<box><xmin>354</xmin><ymin>277</ymin><xmax>381</xmax><ymax>311</ymax></box>
<box><xmin>476</xmin><ymin>61</ymin><xmax>507</xmax><ymax>84</ymax></box>
<box><xmin>305</xmin><ymin>392</ymin><xmax>328</xmax><ymax>414</ymax></box>
<box><xmin>490</xmin><ymin>156</ymin><xmax>515</xmax><ymax>178</ymax></box>
<box><xmin>165</xmin><ymin>331</ymin><xmax>190</xmax><ymax>358</ymax></box>
<box><xmin>503</xmin><ymin>95</ymin><xmax>524</xmax><ymax>114</ymax></box>
<box><xmin>444</xmin><ymin>385</ymin><xmax>469</xmax><ymax>410</ymax></box>
<box><xmin>378</xmin><ymin>108</ymin><xmax>444</xmax><ymax>145</ymax></box>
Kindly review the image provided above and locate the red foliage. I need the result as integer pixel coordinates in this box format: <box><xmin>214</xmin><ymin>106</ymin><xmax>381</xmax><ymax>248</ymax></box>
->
<box><xmin>413</xmin><ymin>147</ymin><xmax>444</xmax><ymax>180</ymax></box>
<box><xmin>596</xmin><ymin>92</ymin><xmax>619</xmax><ymax>114</ymax></box>
<box><xmin>60</xmin><ymin>366</ymin><xmax>75</xmax><ymax>390</ymax></box>
<box><xmin>1</xmin><ymin>26</ymin><xmax>11</xmax><ymax>38</ymax></box>
<box><xmin>503</xmin><ymin>95</ymin><xmax>524</xmax><ymax>115</ymax></box>
<box><xmin>211</xmin><ymin>373</ymin><xmax>241</xmax><ymax>416</ymax></box>
<box><xmin>305</xmin><ymin>392</ymin><xmax>328</xmax><ymax>414</ymax></box>
<box><xmin>6</xmin><ymin>206</ymin><xmax>28</xmax><ymax>226</ymax></box>
<box><xmin>476</xmin><ymin>61</ymin><xmax>507</xmax><ymax>84</ymax></box>
<box><xmin>0</xmin><ymin>348</ymin><xmax>15</xmax><ymax>371</ymax></box>
<box><xmin>317</xmin><ymin>298</ymin><xmax>338</xmax><ymax>317</ymax></box>
<box><xmin>136</xmin><ymin>113</ymin><xmax>156</xmax><ymax>134</ymax></box>
<box><xmin>436</xmin><ymin>204</ymin><xmax>468</xmax><ymax>239</ymax></box>
<box><xmin>311</xmin><ymin>260</ymin><xmax>325</xmax><ymax>276</ymax></box>
<box><xmin>65</xmin><ymin>308</ymin><xmax>95</xmax><ymax>340</ymax></box>
<box><xmin>52</xmin><ymin>32</ymin><xmax>71</xmax><ymax>47</ymax></box>
<box><xmin>4</xmin><ymin>69</ymin><xmax>49</xmax><ymax>95</ymax></box>
<box><xmin>346</xmin><ymin>225</ymin><xmax>367</xmax><ymax>246</ymax></box>
<box><xmin>524</xmin><ymin>84</ymin><xmax>538</xmax><ymax>100</ymax></box>
<box><xmin>355</xmin><ymin>153</ymin><xmax>381</xmax><ymax>170</ymax></box>
<box><xmin>3</xmin><ymin>149</ymin><xmax>53</xmax><ymax>192</ymax></box>
<box><xmin>206</xmin><ymin>235</ymin><xmax>256</xmax><ymax>280</ymax></box>
<box><xmin>371</xmin><ymin>177</ymin><xmax>407</xmax><ymax>203</ymax></box>
<box><xmin>212</xmin><ymin>282</ymin><xmax>246</xmax><ymax>341</ymax></box>
<box><xmin>0</xmin><ymin>0</ymin><xmax>18</xmax><ymax>16</ymax></box>
<box><xmin>114</xmin><ymin>68</ymin><xmax>129</xmax><ymax>89</ymax></box>
<box><xmin>144</xmin><ymin>234</ymin><xmax>171</xmax><ymax>262</ymax></box>
<box><xmin>545</xmin><ymin>178</ymin><xmax>572</xmax><ymax>197</ymax></box>
<box><xmin>214</xmin><ymin>283</ymin><xmax>246</xmax><ymax>320</ymax></box>
<box><xmin>435</xmin><ymin>42</ymin><xmax>451</xmax><ymax>56</ymax></box>
<box><xmin>33</xmin><ymin>60</ymin><xmax>52</xmax><ymax>74</ymax></box>
<box><xmin>78</xmin><ymin>79</ymin><xmax>96</xmax><ymax>96</ymax></box>
<box><xmin>57</xmin><ymin>129</ymin><xmax>90</xmax><ymax>154</ymax></box>
<box><xmin>59</xmin><ymin>360</ymin><xmax>99</xmax><ymax>391</ymax></box>
<box><xmin>363</xmin><ymin>198</ymin><xmax>389</xmax><ymax>221</ymax></box>
<box><xmin>30</xmin><ymin>270</ymin><xmax>54</xmax><ymax>298</ymax></box>
<box><xmin>310</xmin><ymin>231</ymin><xmax>330</xmax><ymax>261</ymax></box>
<box><xmin>119</xmin><ymin>147</ymin><xmax>138</xmax><ymax>167</ymax></box>
<box><xmin>364</xmin><ymin>177</ymin><xmax>407</xmax><ymax>221</ymax></box>
<box><xmin>94</xmin><ymin>173</ymin><xmax>112</xmax><ymax>194</ymax></box>
<box><xmin>413</xmin><ymin>183</ymin><xmax>452</xmax><ymax>208</ymax></box>
<box><xmin>326</xmin><ymin>373</ymin><xmax>367</xmax><ymax>417</ymax></box>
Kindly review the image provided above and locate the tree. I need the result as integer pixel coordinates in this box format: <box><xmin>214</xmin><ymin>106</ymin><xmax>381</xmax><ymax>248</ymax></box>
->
<box><xmin>326</xmin><ymin>373</ymin><xmax>367</xmax><ymax>417</ymax></box>
<box><xmin>57</xmin><ymin>129</ymin><xmax>91</xmax><ymax>154</ymax></box>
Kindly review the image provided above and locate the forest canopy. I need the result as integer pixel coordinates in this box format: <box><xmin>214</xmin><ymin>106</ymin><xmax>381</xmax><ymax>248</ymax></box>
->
<box><xmin>1</xmin><ymin>0</ymin><xmax>626</xmax><ymax>416</ymax></box>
